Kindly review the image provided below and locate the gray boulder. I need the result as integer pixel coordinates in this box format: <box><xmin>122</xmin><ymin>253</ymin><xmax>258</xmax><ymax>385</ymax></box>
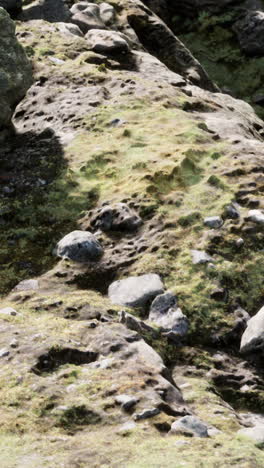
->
<box><xmin>89</xmin><ymin>202</ymin><xmax>142</xmax><ymax>232</ymax></box>
<box><xmin>86</xmin><ymin>29</ymin><xmax>130</xmax><ymax>54</ymax></box>
<box><xmin>246</xmin><ymin>209</ymin><xmax>264</xmax><ymax>224</ymax></box>
<box><xmin>55</xmin><ymin>230</ymin><xmax>104</xmax><ymax>263</ymax></box>
<box><xmin>204</xmin><ymin>216</ymin><xmax>223</xmax><ymax>229</ymax></box>
<box><xmin>99</xmin><ymin>2</ymin><xmax>115</xmax><ymax>25</ymax></box>
<box><xmin>234</xmin><ymin>11</ymin><xmax>264</xmax><ymax>56</ymax></box>
<box><xmin>108</xmin><ymin>274</ymin><xmax>164</xmax><ymax>309</ymax></box>
<box><xmin>170</xmin><ymin>415</ymin><xmax>209</xmax><ymax>437</ymax></box>
<box><xmin>191</xmin><ymin>250</ymin><xmax>213</xmax><ymax>265</ymax></box>
<box><xmin>71</xmin><ymin>2</ymin><xmax>106</xmax><ymax>34</ymax></box>
<box><xmin>240</xmin><ymin>306</ymin><xmax>264</xmax><ymax>353</ymax></box>
<box><xmin>149</xmin><ymin>292</ymin><xmax>189</xmax><ymax>341</ymax></box>
<box><xmin>0</xmin><ymin>7</ymin><xmax>32</xmax><ymax>140</ymax></box>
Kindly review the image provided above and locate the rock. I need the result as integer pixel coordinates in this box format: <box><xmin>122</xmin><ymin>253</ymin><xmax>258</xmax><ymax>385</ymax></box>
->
<box><xmin>246</xmin><ymin>209</ymin><xmax>264</xmax><ymax>224</ymax></box>
<box><xmin>55</xmin><ymin>231</ymin><xmax>103</xmax><ymax>263</ymax></box>
<box><xmin>99</xmin><ymin>2</ymin><xmax>115</xmax><ymax>25</ymax></box>
<box><xmin>57</xmin><ymin>22</ymin><xmax>84</xmax><ymax>37</ymax></box>
<box><xmin>14</xmin><ymin>279</ymin><xmax>39</xmax><ymax>291</ymax></box>
<box><xmin>210</xmin><ymin>288</ymin><xmax>227</xmax><ymax>302</ymax></box>
<box><xmin>119</xmin><ymin>311</ymin><xmax>156</xmax><ymax>336</ymax></box>
<box><xmin>134</xmin><ymin>408</ymin><xmax>160</xmax><ymax>421</ymax></box>
<box><xmin>240</xmin><ymin>306</ymin><xmax>264</xmax><ymax>353</ymax></box>
<box><xmin>238</xmin><ymin>425</ymin><xmax>264</xmax><ymax>446</ymax></box>
<box><xmin>70</xmin><ymin>2</ymin><xmax>106</xmax><ymax>34</ymax></box>
<box><xmin>149</xmin><ymin>292</ymin><xmax>189</xmax><ymax>341</ymax></box>
<box><xmin>115</xmin><ymin>394</ymin><xmax>139</xmax><ymax>411</ymax></box>
<box><xmin>108</xmin><ymin>274</ymin><xmax>164</xmax><ymax>309</ymax></box>
<box><xmin>10</xmin><ymin>338</ymin><xmax>18</xmax><ymax>348</ymax></box>
<box><xmin>89</xmin><ymin>202</ymin><xmax>142</xmax><ymax>232</ymax></box>
<box><xmin>117</xmin><ymin>421</ymin><xmax>137</xmax><ymax>435</ymax></box>
<box><xmin>0</xmin><ymin>348</ymin><xmax>10</xmax><ymax>358</ymax></box>
<box><xmin>204</xmin><ymin>216</ymin><xmax>223</xmax><ymax>229</ymax></box>
<box><xmin>0</xmin><ymin>7</ymin><xmax>32</xmax><ymax>140</ymax></box>
<box><xmin>234</xmin><ymin>11</ymin><xmax>264</xmax><ymax>56</ymax></box>
<box><xmin>85</xmin><ymin>29</ymin><xmax>130</xmax><ymax>54</ymax></box>
<box><xmin>0</xmin><ymin>307</ymin><xmax>17</xmax><ymax>316</ymax></box>
<box><xmin>225</xmin><ymin>203</ymin><xmax>240</xmax><ymax>219</ymax></box>
<box><xmin>191</xmin><ymin>250</ymin><xmax>213</xmax><ymax>265</ymax></box>
<box><xmin>0</xmin><ymin>0</ymin><xmax>21</xmax><ymax>15</ymax></box>
<box><xmin>169</xmin><ymin>416</ymin><xmax>209</xmax><ymax>438</ymax></box>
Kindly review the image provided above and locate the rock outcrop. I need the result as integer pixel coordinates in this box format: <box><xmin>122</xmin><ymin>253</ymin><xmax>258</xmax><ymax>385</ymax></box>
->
<box><xmin>0</xmin><ymin>7</ymin><xmax>32</xmax><ymax>140</ymax></box>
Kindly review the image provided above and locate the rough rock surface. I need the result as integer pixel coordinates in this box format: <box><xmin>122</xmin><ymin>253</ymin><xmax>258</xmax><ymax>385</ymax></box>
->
<box><xmin>240</xmin><ymin>306</ymin><xmax>264</xmax><ymax>353</ymax></box>
<box><xmin>1</xmin><ymin>0</ymin><xmax>264</xmax><ymax>466</ymax></box>
<box><xmin>0</xmin><ymin>7</ymin><xmax>32</xmax><ymax>139</ymax></box>
<box><xmin>108</xmin><ymin>274</ymin><xmax>164</xmax><ymax>309</ymax></box>
<box><xmin>234</xmin><ymin>11</ymin><xmax>264</xmax><ymax>56</ymax></box>
<box><xmin>55</xmin><ymin>230</ymin><xmax>104</xmax><ymax>262</ymax></box>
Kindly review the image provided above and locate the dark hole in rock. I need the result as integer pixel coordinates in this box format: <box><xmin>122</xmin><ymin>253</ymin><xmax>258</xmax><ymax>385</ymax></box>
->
<box><xmin>32</xmin><ymin>347</ymin><xmax>98</xmax><ymax>374</ymax></box>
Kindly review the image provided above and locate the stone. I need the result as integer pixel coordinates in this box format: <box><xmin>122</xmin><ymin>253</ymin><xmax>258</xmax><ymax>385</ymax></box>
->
<box><xmin>108</xmin><ymin>274</ymin><xmax>164</xmax><ymax>309</ymax></box>
<box><xmin>225</xmin><ymin>203</ymin><xmax>240</xmax><ymax>219</ymax></box>
<box><xmin>99</xmin><ymin>2</ymin><xmax>115</xmax><ymax>25</ymax></box>
<box><xmin>14</xmin><ymin>279</ymin><xmax>39</xmax><ymax>291</ymax></box>
<box><xmin>191</xmin><ymin>250</ymin><xmax>213</xmax><ymax>265</ymax></box>
<box><xmin>170</xmin><ymin>416</ymin><xmax>209</xmax><ymax>438</ymax></box>
<box><xmin>0</xmin><ymin>307</ymin><xmax>17</xmax><ymax>316</ymax></box>
<box><xmin>204</xmin><ymin>216</ymin><xmax>223</xmax><ymax>229</ymax></box>
<box><xmin>119</xmin><ymin>311</ymin><xmax>156</xmax><ymax>336</ymax></box>
<box><xmin>117</xmin><ymin>421</ymin><xmax>136</xmax><ymax>435</ymax></box>
<box><xmin>57</xmin><ymin>22</ymin><xmax>84</xmax><ymax>37</ymax></box>
<box><xmin>85</xmin><ymin>29</ymin><xmax>130</xmax><ymax>54</ymax></box>
<box><xmin>115</xmin><ymin>394</ymin><xmax>139</xmax><ymax>411</ymax></box>
<box><xmin>71</xmin><ymin>2</ymin><xmax>106</xmax><ymax>34</ymax></box>
<box><xmin>134</xmin><ymin>408</ymin><xmax>160</xmax><ymax>421</ymax></box>
<box><xmin>240</xmin><ymin>306</ymin><xmax>264</xmax><ymax>353</ymax></box>
<box><xmin>0</xmin><ymin>7</ymin><xmax>32</xmax><ymax>140</ymax></box>
<box><xmin>246</xmin><ymin>209</ymin><xmax>264</xmax><ymax>224</ymax></box>
<box><xmin>238</xmin><ymin>425</ymin><xmax>264</xmax><ymax>445</ymax></box>
<box><xmin>89</xmin><ymin>202</ymin><xmax>142</xmax><ymax>232</ymax></box>
<box><xmin>55</xmin><ymin>230</ymin><xmax>103</xmax><ymax>263</ymax></box>
<box><xmin>234</xmin><ymin>11</ymin><xmax>264</xmax><ymax>56</ymax></box>
<box><xmin>149</xmin><ymin>292</ymin><xmax>189</xmax><ymax>341</ymax></box>
<box><xmin>0</xmin><ymin>348</ymin><xmax>10</xmax><ymax>358</ymax></box>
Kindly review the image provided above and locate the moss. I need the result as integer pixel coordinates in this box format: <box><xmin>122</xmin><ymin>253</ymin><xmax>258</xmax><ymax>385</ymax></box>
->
<box><xmin>58</xmin><ymin>405</ymin><xmax>102</xmax><ymax>429</ymax></box>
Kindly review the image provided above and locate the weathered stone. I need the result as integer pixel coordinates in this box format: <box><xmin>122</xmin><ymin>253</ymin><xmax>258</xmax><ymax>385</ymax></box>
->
<box><xmin>0</xmin><ymin>348</ymin><xmax>10</xmax><ymax>358</ymax></box>
<box><xmin>0</xmin><ymin>306</ymin><xmax>17</xmax><ymax>316</ymax></box>
<box><xmin>99</xmin><ymin>2</ymin><xmax>115</xmax><ymax>25</ymax></box>
<box><xmin>55</xmin><ymin>231</ymin><xmax>104</xmax><ymax>263</ymax></box>
<box><xmin>14</xmin><ymin>279</ymin><xmax>39</xmax><ymax>291</ymax></box>
<box><xmin>85</xmin><ymin>29</ymin><xmax>130</xmax><ymax>54</ymax></box>
<box><xmin>191</xmin><ymin>250</ymin><xmax>213</xmax><ymax>265</ymax></box>
<box><xmin>57</xmin><ymin>22</ymin><xmax>84</xmax><ymax>37</ymax></box>
<box><xmin>115</xmin><ymin>394</ymin><xmax>139</xmax><ymax>411</ymax></box>
<box><xmin>234</xmin><ymin>11</ymin><xmax>264</xmax><ymax>56</ymax></box>
<box><xmin>134</xmin><ymin>408</ymin><xmax>160</xmax><ymax>420</ymax></box>
<box><xmin>0</xmin><ymin>7</ymin><xmax>32</xmax><ymax>139</ymax></box>
<box><xmin>89</xmin><ymin>202</ymin><xmax>142</xmax><ymax>232</ymax></box>
<box><xmin>149</xmin><ymin>292</ymin><xmax>189</xmax><ymax>341</ymax></box>
<box><xmin>108</xmin><ymin>274</ymin><xmax>164</xmax><ymax>309</ymax></box>
<box><xmin>225</xmin><ymin>203</ymin><xmax>240</xmax><ymax>219</ymax></box>
<box><xmin>71</xmin><ymin>2</ymin><xmax>106</xmax><ymax>34</ymax></box>
<box><xmin>246</xmin><ymin>209</ymin><xmax>264</xmax><ymax>224</ymax></box>
<box><xmin>240</xmin><ymin>306</ymin><xmax>264</xmax><ymax>353</ymax></box>
<box><xmin>170</xmin><ymin>415</ymin><xmax>209</xmax><ymax>437</ymax></box>
<box><xmin>238</xmin><ymin>425</ymin><xmax>264</xmax><ymax>445</ymax></box>
<box><xmin>204</xmin><ymin>216</ymin><xmax>223</xmax><ymax>229</ymax></box>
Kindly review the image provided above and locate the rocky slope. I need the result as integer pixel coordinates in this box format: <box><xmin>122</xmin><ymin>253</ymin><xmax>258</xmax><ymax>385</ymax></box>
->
<box><xmin>1</xmin><ymin>1</ymin><xmax>264</xmax><ymax>467</ymax></box>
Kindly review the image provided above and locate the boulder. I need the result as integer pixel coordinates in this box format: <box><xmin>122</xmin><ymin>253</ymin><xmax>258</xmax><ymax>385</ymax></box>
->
<box><xmin>149</xmin><ymin>292</ymin><xmax>189</xmax><ymax>341</ymax></box>
<box><xmin>170</xmin><ymin>415</ymin><xmax>209</xmax><ymax>437</ymax></box>
<box><xmin>71</xmin><ymin>2</ymin><xmax>106</xmax><ymax>34</ymax></box>
<box><xmin>0</xmin><ymin>7</ymin><xmax>32</xmax><ymax>140</ymax></box>
<box><xmin>234</xmin><ymin>11</ymin><xmax>264</xmax><ymax>56</ymax></box>
<box><xmin>191</xmin><ymin>250</ymin><xmax>213</xmax><ymax>265</ymax></box>
<box><xmin>55</xmin><ymin>230</ymin><xmax>104</xmax><ymax>263</ymax></box>
<box><xmin>204</xmin><ymin>216</ymin><xmax>223</xmax><ymax>229</ymax></box>
<box><xmin>108</xmin><ymin>274</ymin><xmax>164</xmax><ymax>309</ymax></box>
<box><xmin>246</xmin><ymin>209</ymin><xmax>264</xmax><ymax>224</ymax></box>
<box><xmin>240</xmin><ymin>306</ymin><xmax>264</xmax><ymax>353</ymax></box>
<box><xmin>85</xmin><ymin>29</ymin><xmax>130</xmax><ymax>54</ymax></box>
<box><xmin>89</xmin><ymin>202</ymin><xmax>142</xmax><ymax>232</ymax></box>
<box><xmin>238</xmin><ymin>425</ymin><xmax>264</xmax><ymax>445</ymax></box>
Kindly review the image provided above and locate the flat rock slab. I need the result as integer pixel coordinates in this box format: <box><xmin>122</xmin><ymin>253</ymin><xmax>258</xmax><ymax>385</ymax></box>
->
<box><xmin>86</xmin><ymin>29</ymin><xmax>130</xmax><ymax>54</ymax></box>
<box><xmin>108</xmin><ymin>274</ymin><xmax>164</xmax><ymax>309</ymax></box>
